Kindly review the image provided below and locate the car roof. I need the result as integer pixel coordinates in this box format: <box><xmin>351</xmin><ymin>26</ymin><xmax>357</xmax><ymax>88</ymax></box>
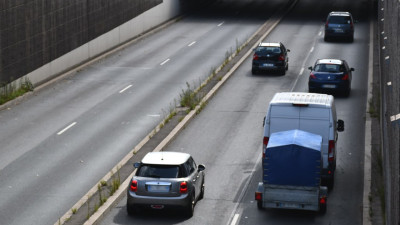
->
<box><xmin>258</xmin><ymin>42</ymin><xmax>280</xmax><ymax>47</ymax></box>
<box><xmin>141</xmin><ymin>152</ymin><xmax>190</xmax><ymax>165</ymax></box>
<box><xmin>317</xmin><ymin>59</ymin><xmax>343</xmax><ymax>65</ymax></box>
<box><xmin>329</xmin><ymin>11</ymin><xmax>352</xmax><ymax>16</ymax></box>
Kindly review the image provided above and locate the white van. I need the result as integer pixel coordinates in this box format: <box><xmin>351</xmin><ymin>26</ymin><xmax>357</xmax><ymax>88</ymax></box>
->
<box><xmin>263</xmin><ymin>92</ymin><xmax>344</xmax><ymax>188</ymax></box>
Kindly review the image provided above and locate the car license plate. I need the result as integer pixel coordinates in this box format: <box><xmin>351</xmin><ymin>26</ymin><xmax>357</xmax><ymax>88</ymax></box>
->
<box><xmin>322</xmin><ymin>84</ymin><xmax>336</xmax><ymax>88</ymax></box>
<box><xmin>283</xmin><ymin>203</ymin><xmax>299</xmax><ymax>208</ymax></box>
<box><xmin>146</xmin><ymin>182</ymin><xmax>170</xmax><ymax>192</ymax></box>
<box><xmin>262</xmin><ymin>63</ymin><xmax>274</xmax><ymax>67</ymax></box>
<box><xmin>334</xmin><ymin>28</ymin><xmax>344</xmax><ymax>33</ymax></box>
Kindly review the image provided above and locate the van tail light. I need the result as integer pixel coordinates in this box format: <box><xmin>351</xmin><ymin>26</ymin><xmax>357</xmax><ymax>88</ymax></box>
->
<box><xmin>328</xmin><ymin>140</ymin><xmax>335</xmax><ymax>163</ymax></box>
<box><xmin>341</xmin><ymin>74</ymin><xmax>349</xmax><ymax>80</ymax></box>
<box><xmin>253</xmin><ymin>54</ymin><xmax>259</xmax><ymax>60</ymax></box>
<box><xmin>255</xmin><ymin>192</ymin><xmax>262</xmax><ymax>201</ymax></box>
<box><xmin>180</xmin><ymin>181</ymin><xmax>188</xmax><ymax>194</ymax></box>
<box><xmin>278</xmin><ymin>54</ymin><xmax>285</xmax><ymax>61</ymax></box>
<box><xmin>309</xmin><ymin>72</ymin><xmax>316</xmax><ymax>79</ymax></box>
<box><xmin>130</xmin><ymin>180</ymin><xmax>138</xmax><ymax>192</ymax></box>
<box><xmin>263</xmin><ymin>137</ymin><xmax>269</xmax><ymax>158</ymax></box>
<box><xmin>319</xmin><ymin>196</ymin><xmax>327</xmax><ymax>205</ymax></box>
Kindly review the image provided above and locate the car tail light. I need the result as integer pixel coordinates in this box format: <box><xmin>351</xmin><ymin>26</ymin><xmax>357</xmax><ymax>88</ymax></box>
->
<box><xmin>278</xmin><ymin>54</ymin><xmax>285</xmax><ymax>61</ymax></box>
<box><xmin>180</xmin><ymin>181</ymin><xmax>188</xmax><ymax>194</ymax></box>
<box><xmin>328</xmin><ymin>140</ymin><xmax>335</xmax><ymax>163</ymax></box>
<box><xmin>341</xmin><ymin>74</ymin><xmax>349</xmax><ymax>80</ymax></box>
<box><xmin>325</xmin><ymin>21</ymin><xmax>329</xmax><ymax>28</ymax></box>
<box><xmin>350</xmin><ymin>22</ymin><xmax>354</xmax><ymax>29</ymax></box>
<box><xmin>255</xmin><ymin>192</ymin><xmax>262</xmax><ymax>201</ymax></box>
<box><xmin>130</xmin><ymin>180</ymin><xmax>138</xmax><ymax>192</ymax></box>
<box><xmin>262</xmin><ymin>137</ymin><xmax>269</xmax><ymax>158</ymax></box>
<box><xmin>310</xmin><ymin>72</ymin><xmax>316</xmax><ymax>79</ymax></box>
<box><xmin>253</xmin><ymin>54</ymin><xmax>259</xmax><ymax>60</ymax></box>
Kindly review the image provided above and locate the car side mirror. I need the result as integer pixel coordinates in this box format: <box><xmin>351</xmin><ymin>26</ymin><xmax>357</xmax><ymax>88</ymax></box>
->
<box><xmin>350</xmin><ymin>68</ymin><xmax>355</xmax><ymax>71</ymax></box>
<box><xmin>198</xmin><ymin>164</ymin><xmax>206</xmax><ymax>171</ymax></box>
<box><xmin>263</xmin><ymin>116</ymin><xmax>266</xmax><ymax>127</ymax></box>
<box><xmin>308</xmin><ymin>66</ymin><xmax>313</xmax><ymax>70</ymax></box>
<box><xmin>287</xmin><ymin>49</ymin><xmax>290</xmax><ymax>52</ymax></box>
<box><xmin>337</xmin><ymin>119</ymin><xmax>344</xmax><ymax>132</ymax></box>
<box><xmin>133</xmin><ymin>162</ymin><xmax>141</xmax><ymax>168</ymax></box>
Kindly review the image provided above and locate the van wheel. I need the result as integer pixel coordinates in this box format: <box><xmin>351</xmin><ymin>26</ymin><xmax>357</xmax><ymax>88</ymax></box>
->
<box><xmin>319</xmin><ymin>203</ymin><xmax>327</xmax><ymax>214</ymax></box>
<box><xmin>327</xmin><ymin>177</ymin><xmax>334</xmax><ymax>190</ymax></box>
<box><xmin>257</xmin><ymin>200</ymin><xmax>263</xmax><ymax>209</ymax></box>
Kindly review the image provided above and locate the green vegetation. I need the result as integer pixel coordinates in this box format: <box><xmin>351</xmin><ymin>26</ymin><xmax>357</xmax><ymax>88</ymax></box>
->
<box><xmin>0</xmin><ymin>78</ymin><xmax>34</xmax><ymax>105</ymax></box>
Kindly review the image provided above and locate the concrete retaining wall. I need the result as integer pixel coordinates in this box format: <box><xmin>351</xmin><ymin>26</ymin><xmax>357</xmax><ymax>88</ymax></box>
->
<box><xmin>377</xmin><ymin>0</ymin><xmax>400</xmax><ymax>224</ymax></box>
<box><xmin>0</xmin><ymin>0</ymin><xmax>183</xmax><ymax>87</ymax></box>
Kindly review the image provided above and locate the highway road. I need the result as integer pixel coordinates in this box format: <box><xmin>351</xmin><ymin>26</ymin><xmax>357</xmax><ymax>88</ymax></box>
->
<box><xmin>0</xmin><ymin>1</ymin><xmax>289</xmax><ymax>225</ymax></box>
<box><xmin>99</xmin><ymin>0</ymin><xmax>370</xmax><ymax>224</ymax></box>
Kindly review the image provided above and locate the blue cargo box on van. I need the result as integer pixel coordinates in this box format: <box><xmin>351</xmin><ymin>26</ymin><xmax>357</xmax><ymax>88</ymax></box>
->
<box><xmin>263</xmin><ymin>129</ymin><xmax>322</xmax><ymax>187</ymax></box>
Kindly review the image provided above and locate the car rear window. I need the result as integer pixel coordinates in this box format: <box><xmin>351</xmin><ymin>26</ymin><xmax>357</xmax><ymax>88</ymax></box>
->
<box><xmin>137</xmin><ymin>165</ymin><xmax>182</xmax><ymax>178</ymax></box>
<box><xmin>328</xmin><ymin>16</ymin><xmax>352</xmax><ymax>24</ymax></box>
<box><xmin>256</xmin><ymin>46</ymin><xmax>281</xmax><ymax>54</ymax></box>
<box><xmin>315</xmin><ymin>64</ymin><xmax>341</xmax><ymax>72</ymax></box>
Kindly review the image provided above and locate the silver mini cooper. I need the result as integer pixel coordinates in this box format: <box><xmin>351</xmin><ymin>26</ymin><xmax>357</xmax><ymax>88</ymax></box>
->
<box><xmin>127</xmin><ymin>152</ymin><xmax>205</xmax><ymax>217</ymax></box>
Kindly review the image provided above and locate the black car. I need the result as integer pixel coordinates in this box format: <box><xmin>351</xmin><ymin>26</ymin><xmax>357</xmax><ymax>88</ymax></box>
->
<box><xmin>324</xmin><ymin>11</ymin><xmax>355</xmax><ymax>42</ymax></box>
<box><xmin>252</xmin><ymin>42</ymin><xmax>290</xmax><ymax>75</ymax></box>
<box><xmin>308</xmin><ymin>59</ymin><xmax>354</xmax><ymax>97</ymax></box>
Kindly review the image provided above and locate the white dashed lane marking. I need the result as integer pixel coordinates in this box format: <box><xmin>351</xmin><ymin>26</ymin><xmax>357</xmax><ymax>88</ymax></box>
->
<box><xmin>57</xmin><ymin>122</ymin><xmax>77</xmax><ymax>135</ymax></box>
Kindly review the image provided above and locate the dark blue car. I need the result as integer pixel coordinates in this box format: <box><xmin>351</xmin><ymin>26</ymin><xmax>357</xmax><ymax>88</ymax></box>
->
<box><xmin>324</xmin><ymin>12</ymin><xmax>354</xmax><ymax>42</ymax></box>
<box><xmin>252</xmin><ymin>42</ymin><xmax>290</xmax><ymax>75</ymax></box>
<box><xmin>308</xmin><ymin>59</ymin><xmax>354</xmax><ymax>97</ymax></box>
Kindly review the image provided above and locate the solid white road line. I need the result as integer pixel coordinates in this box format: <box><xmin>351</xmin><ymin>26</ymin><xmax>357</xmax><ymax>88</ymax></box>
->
<box><xmin>160</xmin><ymin>58</ymin><xmax>170</xmax><ymax>65</ymax></box>
<box><xmin>57</xmin><ymin>122</ymin><xmax>77</xmax><ymax>135</ymax></box>
<box><xmin>188</xmin><ymin>41</ymin><xmax>196</xmax><ymax>47</ymax></box>
<box><xmin>230</xmin><ymin>214</ymin><xmax>240</xmax><ymax>225</ymax></box>
<box><xmin>119</xmin><ymin>84</ymin><xmax>132</xmax><ymax>93</ymax></box>
<box><xmin>299</xmin><ymin>67</ymin><xmax>304</xmax><ymax>76</ymax></box>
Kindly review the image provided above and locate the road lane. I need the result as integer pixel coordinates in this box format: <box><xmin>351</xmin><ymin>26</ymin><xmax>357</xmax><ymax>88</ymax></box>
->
<box><xmin>0</xmin><ymin>1</ymin><xmax>283</xmax><ymax>225</ymax></box>
<box><xmin>98</xmin><ymin>0</ymin><xmax>371</xmax><ymax>224</ymax></box>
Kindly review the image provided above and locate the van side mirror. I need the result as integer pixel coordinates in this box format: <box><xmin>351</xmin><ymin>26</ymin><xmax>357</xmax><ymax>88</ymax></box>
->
<box><xmin>337</xmin><ymin>119</ymin><xmax>344</xmax><ymax>132</ymax></box>
<box><xmin>133</xmin><ymin>162</ymin><xmax>141</xmax><ymax>168</ymax></box>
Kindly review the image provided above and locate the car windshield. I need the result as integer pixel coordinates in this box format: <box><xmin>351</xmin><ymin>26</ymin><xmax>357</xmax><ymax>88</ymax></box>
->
<box><xmin>137</xmin><ymin>165</ymin><xmax>181</xmax><ymax>178</ymax></box>
<box><xmin>256</xmin><ymin>46</ymin><xmax>281</xmax><ymax>54</ymax></box>
<box><xmin>314</xmin><ymin>64</ymin><xmax>342</xmax><ymax>72</ymax></box>
<box><xmin>329</xmin><ymin>16</ymin><xmax>352</xmax><ymax>24</ymax></box>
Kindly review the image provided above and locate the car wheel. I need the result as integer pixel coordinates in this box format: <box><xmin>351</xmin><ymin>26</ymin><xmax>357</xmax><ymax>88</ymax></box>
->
<box><xmin>324</xmin><ymin>35</ymin><xmax>329</xmax><ymax>42</ymax></box>
<box><xmin>280</xmin><ymin>69</ymin><xmax>286</xmax><ymax>75</ymax></box>
<box><xmin>344</xmin><ymin>88</ymin><xmax>351</xmax><ymax>97</ymax></box>
<box><xmin>348</xmin><ymin>36</ymin><xmax>354</xmax><ymax>42</ymax></box>
<box><xmin>286</xmin><ymin>63</ymin><xmax>289</xmax><ymax>71</ymax></box>
<box><xmin>199</xmin><ymin>179</ymin><xmax>205</xmax><ymax>200</ymax></box>
<box><xmin>252</xmin><ymin>68</ymin><xmax>257</xmax><ymax>75</ymax></box>
<box><xmin>126</xmin><ymin>204</ymin><xmax>136</xmax><ymax>216</ymax></box>
<box><xmin>185</xmin><ymin>192</ymin><xmax>195</xmax><ymax>217</ymax></box>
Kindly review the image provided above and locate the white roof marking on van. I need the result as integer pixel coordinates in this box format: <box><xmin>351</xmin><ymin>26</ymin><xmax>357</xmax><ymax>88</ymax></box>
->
<box><xmin>270</xmin><ymin>92</ymin><xmax>334</xmax><ymax>107</ymax></box>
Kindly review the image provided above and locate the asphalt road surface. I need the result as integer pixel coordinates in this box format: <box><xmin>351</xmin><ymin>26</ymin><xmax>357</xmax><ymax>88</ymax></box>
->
<box><xmin>0</xmin><ymin>1</ymin><xmax>288</xmax><ymax>225</ymax></box>
<box><xmin>99</xmin><ymin>0</ymin><xmax>370</xmax><ymax>224</ymax></box>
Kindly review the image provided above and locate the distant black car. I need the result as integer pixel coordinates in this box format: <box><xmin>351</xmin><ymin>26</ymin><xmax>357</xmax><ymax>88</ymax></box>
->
<box><xmin>324</xmin><ymin>11</ymin><xmax>355</xmax><ymax>42</ymax></box>
<box><xmin>308</xmin><ymin>59</ymin><xmax>354</xmax><ymax>97</ymax></box>
<box><xmin>252</xmin><ymin>42</ymin><xmax>290</xmax><ymax>75</ymax></box>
